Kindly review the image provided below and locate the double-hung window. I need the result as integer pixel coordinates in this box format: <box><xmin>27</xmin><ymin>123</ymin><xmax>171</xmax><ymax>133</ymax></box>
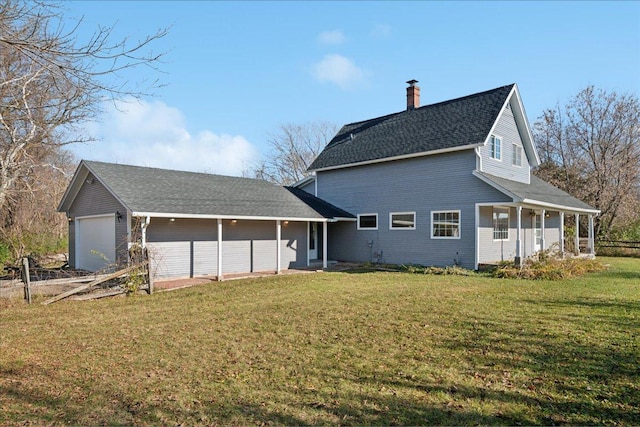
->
<box><xmin>431</xmin><ymin>210</ymin><xmax>460</xmax><ymax>238</ymax></box>
<box><xmin>490</xmin><ymin>135</ymin><xmax>502</xmax><ymax>160</ymax></box>
<box><xmin>512</xmin><ymin>144</ymin><xmax>523</xmax><ymax>167</ymax></box>
<box><xmin>390</xmin><ymin>212</ymin><xmax>416</xmax><ymax>230</ymax></box>
<box><xmin>493</xmin><ymin>207</ymin><xmax>510</xmax><ymax>240</ymax></box>
<box><xmin>357</xmin><ymin>213</ymin><xmax>378</xmax><ymax>230</ymax></box>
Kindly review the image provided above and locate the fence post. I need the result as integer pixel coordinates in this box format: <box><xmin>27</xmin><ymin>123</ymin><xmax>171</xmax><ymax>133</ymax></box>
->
<box><xmin>21</xmin><ymin>257</ymin><xmax>32</xmax><ymax>304</ymax></box>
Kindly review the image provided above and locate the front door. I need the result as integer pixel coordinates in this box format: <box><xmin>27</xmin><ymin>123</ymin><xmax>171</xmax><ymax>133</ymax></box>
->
<box><xmin>309</xmin><ymin>222</ymin><xmax>318</xmax><ymax>260</ymax></box>
<box><xmin>533</xmin><ymin>213</ymin><xmax>541</xmax><ymax>252</ymax></box>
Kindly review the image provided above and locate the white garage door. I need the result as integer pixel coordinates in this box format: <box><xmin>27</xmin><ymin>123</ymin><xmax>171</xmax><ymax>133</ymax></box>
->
<box><xmin>76</xmin><ymin>215</ymin><xmax>116</xmax><ymax>272</ymax></box>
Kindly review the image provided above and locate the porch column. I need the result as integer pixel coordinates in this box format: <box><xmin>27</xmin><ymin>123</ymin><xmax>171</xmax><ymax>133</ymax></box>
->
<box><xmin>559</xmin><ymin>212</ymin><xmax>565</xmax><ymax>256</ymax></box>
<box><xmin>306</xmin><ymin>222</ymin><xmax>310</xmax><ymax>267</ymax></box>
<box><xmin>515</xmin><ymin>206</ymin><xmax>522</xmax><ymax>266</ymax></box>
<box><xmin>540</xmin><ymin>209</ymin><xmax>546</xmax><ymax>251</ymax></box>
<box><xmin>588</xmin><ymin>214</ymin><xmax>595</xmax><ymax>255</ymax></box>
<box><xmin>276</xmin><ymin>220</ymin><xmax>282</xmax><ymax>274</ymax></box>
<box><xmin>574</xmin><ymin>213</ymin><xmax>580</xmax><ymax>254</ymax></box>
<box><xmin>322</xmin><ymin>221</ymin><xmax>328</xmax><ymax>270</ymax></box>
<box><xmin>217</xmin><ymin>219</ymin><xmax>223</xmax><ymax>281</ymax></box>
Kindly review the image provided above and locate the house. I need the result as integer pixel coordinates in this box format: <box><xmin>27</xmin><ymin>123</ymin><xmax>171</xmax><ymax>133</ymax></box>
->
<box><xmin>58</xmin><ymin>81</ymin><xmax>599</xmax><ymax>279</ymax></box>
<box><xmin>57</xmin><ymin>161</ymin><xmax>353</xmax><ymax>280</ymax></box>
<box><xmin>300</xmin><ymin>80</ymin><xmax>599</xmax><ymax>269</ymax></box>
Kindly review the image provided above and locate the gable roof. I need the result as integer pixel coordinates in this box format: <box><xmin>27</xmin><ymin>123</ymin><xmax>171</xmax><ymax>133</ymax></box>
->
<box><xmin>58</xmin><ymin>161</ymin><xmax>337</xmax><ymax>221</ymax></box>
<box><xmin>285</xmin><ymin>187</ymin><xmax>355</xmax><ymax>220</ymax></box>
<box><xmin>474</xmin><ymin>171</ymin><xmax>599</xmax><ymax>214</ymax></box>
<box><xmin>308</xmin><ymin>84</ymin><xmax>517</xmax><ymax>172</ymax></box>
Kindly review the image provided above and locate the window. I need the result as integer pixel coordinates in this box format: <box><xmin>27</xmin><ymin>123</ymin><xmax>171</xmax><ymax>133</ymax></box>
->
<box><xmin>512</xmin><ymin>144</ymin><xmax>523</xmax><ymax>166</ymax></box>
<box><xmin>490</xmin><ymin>135</ymin><xmax>502</xmax><ymax>160</ymax></box>
<box><xmin>357</xmin><ymin>213</ymin><xmax>378</xmax><ymax>230</ymax></box>
<box><xmin>493</xmin><ymin>207</ymin><xmax>510</xmax><ymax>240</ymax></box>
<box><xmin>431</xmin><ymin>210</ymin><xmax>460</xmax><ymax>238</ymax></box>
<box><xmin>390</xmin><ymin>212</ymin><xmax>416</xmax><ymax>230</ymax></box>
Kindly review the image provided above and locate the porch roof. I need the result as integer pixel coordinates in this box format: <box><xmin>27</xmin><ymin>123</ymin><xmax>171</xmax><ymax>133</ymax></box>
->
<box><xmin>474</xmin><ymin>171</ymin><xmax>599</xmax><ymax>214</ymax></box>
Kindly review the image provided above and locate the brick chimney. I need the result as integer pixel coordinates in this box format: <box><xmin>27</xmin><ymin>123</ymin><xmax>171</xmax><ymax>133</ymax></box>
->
<box><xmin>406</xmin><ymin>79</ymin><xmax>420</xmax><ymax>110</ymax></box>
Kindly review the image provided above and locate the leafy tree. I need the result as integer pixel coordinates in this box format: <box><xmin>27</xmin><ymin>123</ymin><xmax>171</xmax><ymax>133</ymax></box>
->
<box><xmin>0</xmin><ymin>0</ymin><xmax>167</xmax><ymax>261</ymax></box>
<box><xmin>248</xmin><ymin>121</ymin><xmax>338</xmax><ymax>185</ymax></box>
<box><xmin>533</xmin><ymin>86</ymin><xmax>640</xmax><ymax>238</ymax></box>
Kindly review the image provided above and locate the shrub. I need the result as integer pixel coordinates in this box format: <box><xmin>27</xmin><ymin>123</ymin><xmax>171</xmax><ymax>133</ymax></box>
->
<box><xmin>491</xmin><ymin>253</ymin><xmax>605</xmax><ymax>280</ymax></box>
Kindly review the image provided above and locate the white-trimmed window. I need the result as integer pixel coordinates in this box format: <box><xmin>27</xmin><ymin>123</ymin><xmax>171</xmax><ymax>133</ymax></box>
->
<box><xmin>512</xmin><ymin>144</ymin><xmax>523</xmax><ymax>167</ymax></box>
<box><xmin>431</xmin><ymin>210</ymin><xmax>460</xmax><ymax>239</ymax></box>
<box><xmin>357</xmin><ymin>213</ymin><xmax>378</xmax><ymax>230</ymax></box>
<box><xmin>389</xmin><ymin>212</ymin><xmax>416</xmax><ymax>230</ymax></box>
<box><xmin>493</xmin><ymin>207</ymin><xmax>510</xmax><ymax>240</ymax></box>
<box><xmin>490</xmin><ymin>135</ymin><xmax>502</xmax><ymax>160</ymax></box>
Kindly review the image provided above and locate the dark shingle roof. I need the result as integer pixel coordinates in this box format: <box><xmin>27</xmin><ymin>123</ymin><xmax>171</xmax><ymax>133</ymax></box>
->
<box><xmin>82</xmin><ymin>161</ymin><xmax>328</xmax><ymax>219</ymax></box>
<box><xmin>308</xmin><ymin>84</ymin><xmax>515</xmax><ymax>171</ymax></box>
<box><xmin>476</xmin><ymin>172</ymin><xmax>598</xmax><ymax>212</ymax></box>
<box><xmin>286</xmin><ymin>187</ymin><xmax>355</xmax><ymax>219</ymax></box>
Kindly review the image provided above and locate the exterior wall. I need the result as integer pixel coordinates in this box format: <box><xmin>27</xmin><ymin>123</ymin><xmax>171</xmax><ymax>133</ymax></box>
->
<box><xmin>477</xmin><ymin>207</ymin><xmax>562</xmax><ymax>264</ymax></box>
<box><xmin>146</xmin><ymin>218</ymin><xmax>307</xmax><ymax>279</ymax></box>
<box><xmin>317</xmin><ymin>151</ymin><xmax>511</xmax><ymax>269</ymax></box>
<box><xmin>146</xmin><ymin>218</ymin><xmax>218</xmax><ymax>278</ymax></box>
<box><xmin>280</xmin><ymin>221</ymin><xmax>307</xmax><ymax>269</ymax></box>
<box><xmin>299</xmin><ymin>180</ymin><xmax>315</xmax><ymax>195</ymax></box>
<box><xmin>68</xmin><ymin>172</ymin><xmax>128</xmax><ymax>268</ymax></box>
<box><xmin>478</xmin><ymin>106</ymin><xmax>531</xmax><ymax>183</ymax></box>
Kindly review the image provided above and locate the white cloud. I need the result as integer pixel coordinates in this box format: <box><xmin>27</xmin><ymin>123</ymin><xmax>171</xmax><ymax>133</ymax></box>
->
<box><xmin>370</xmin><ymin>23</ymin><xmax>391</xmax><ymax>39</ymax></box>
<box><xmin>70</xmin><ymin>99</ymin><xmax>259</xmax><ymax>176</ymax></box>
<box><xmin>317</xmin><ymin>29</ymin><xmax>346</xmax><ymax>45</ymax></box>
<box><xmin>311</xmin><ymin>54</ymin><xmax>365</xmax><ymax>89</ymax></box>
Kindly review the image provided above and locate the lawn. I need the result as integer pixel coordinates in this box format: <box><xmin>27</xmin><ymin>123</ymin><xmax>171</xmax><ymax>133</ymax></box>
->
<box><xmin>1</xmin><ymin>257</ymin><xmax>638</xmax><ymax>426</ymax></box>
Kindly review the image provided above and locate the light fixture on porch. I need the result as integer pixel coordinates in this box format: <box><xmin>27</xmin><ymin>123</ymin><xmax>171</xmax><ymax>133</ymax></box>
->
<box><xmin>169</xmin><ymin>218</ymin><xmax>175</xmax><ymax>222</ymax></box>
<box><xmin>529</xmin><ymin>210</ymin><xmax>536</xmax><ymax>217</ymax></box>
<box><xmin>545</xmin><ymin>211</ymin><xmax>551</xmax><ymax>218</ymax></box>
<box><xmin>231</xmin><ymin>219</ymin><xmax>237</xmax><ymax>224</ymax></box>
<box><xmin>284</xmin><ymin>221</ymin><xmax>289</xmax><ymax>225</ymax></box>
<box><xmin>116</xmin><ymin>211</ymin><xmax>123</xmax><ymax>223</ymax></box>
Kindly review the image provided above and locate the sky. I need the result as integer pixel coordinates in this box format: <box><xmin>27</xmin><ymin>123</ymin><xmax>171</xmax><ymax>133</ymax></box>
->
<box><xmin>66</xmin><ymin>1</ymin><xmax>640</xmax><ymax>176</ymax></box>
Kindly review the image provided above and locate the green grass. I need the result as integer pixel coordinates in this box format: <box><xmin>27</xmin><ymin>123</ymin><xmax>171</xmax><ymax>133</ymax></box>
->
<box><xmin>1</xmin><ymin>257</ymin><xmax>638</xmax><ymax>426</ymax></box>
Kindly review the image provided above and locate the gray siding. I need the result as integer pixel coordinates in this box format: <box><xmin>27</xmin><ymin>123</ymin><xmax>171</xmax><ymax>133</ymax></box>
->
<box><xmin>281</xmin><ymin>221</ymin><xmax>307</xmax><ymax>269</ymax></box>
<box><xmin>317</xmin><ymin>151</ymin><xmax>511</xmax><ymax>269</ymax></box>
<box><xmin>479</xmin><ymin>106</ymin><xmax>531</xmax><ymax>183</ymax></box>
<box><xmin>478</xmin><ymin>207</ymin><xmax>562</xmax><ymax>264</ymax></box>
<box><xmin>222</xmin><ymin>220</ymin><xmax>276</xmax><ymax>274</ymax></box>
<box><xmin>299</xmin><ymin>180</ymin><xmax>315</xmax><ymax>195</ymax></box>
<box><xmin>147</xmin><ymin>218</ymin><xmax>218</xmax><ymax>279</ymax></box>
<box><xmin>68</xmin><ymin>172</ymin><xmax>128</xmax><ymax>267</ymax></box>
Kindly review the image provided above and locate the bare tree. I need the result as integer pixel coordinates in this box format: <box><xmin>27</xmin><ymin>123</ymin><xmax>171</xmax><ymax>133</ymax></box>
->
<box><xmin>249</xmin><ymin>121</ymin><xmax>338</xmax><ymax>185</ymax></box>
<box><xmin>0</xmin><ymin>0</ymin><xmax>167</xmax><ymax>261</ymax></box>
<box><xmin>0</xmin><ymin>0</ymin><xmax>168</xmax><ymax>212</ymax></box>
<box><xmin>533</xmin><ymin>86</ymin><xmax>640</xmax><ymax>237</ymax></box>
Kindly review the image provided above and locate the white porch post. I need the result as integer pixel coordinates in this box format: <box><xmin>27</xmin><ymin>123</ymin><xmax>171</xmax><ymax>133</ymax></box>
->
<box><xmin>322</xmin><ymin>221</ymin><xmax>328</xmax><ymax>270</ymax></box>
<box><xmin>515</xmin><ymin>206</ymin><xmax>522</xmax><ymax>266</ymax></box>
<box><xmin>276</xmin><ymin>220</ymin><xmax>282</xmax><ymax>274</ymax></box>
<box><xmin>574</xmin><ymin>213</ymin><xmax>580</xmax><ymax>254</ymax></box>
<box><xmin>588</xmin><ymin>214</ymin><xmax>595</xmax><ymax>255</ymax></box>
<box><xmin>306</xmin><ymin>222</ymin><xmax>310</xmax><ymax>267</ymax></box>
<box><xmin>217</xmin><ymin>219</ymin><xmax>223</xmax><ymax>281</ymax></box>
<box><xmin>559</xmin><ymin>212</ymin><xmax>565</xmax><ymax>256</ymax></box>
<box><xmin>540</xmin><ymin>209</ymin><xmax>546</xmax><ymax>251</ymax></box>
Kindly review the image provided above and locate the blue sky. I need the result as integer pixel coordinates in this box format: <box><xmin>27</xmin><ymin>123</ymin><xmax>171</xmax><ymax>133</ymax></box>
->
<box><xmin>67</xmin><ymin>1</ymin><xmax>640</xmax><ymax>176</ymax></box>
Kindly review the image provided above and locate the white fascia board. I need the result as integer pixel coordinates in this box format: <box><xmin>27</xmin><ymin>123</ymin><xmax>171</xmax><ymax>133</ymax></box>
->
<box><xmin>308</xmin><ymin>143</ymin><xmax>483</xmax><ymax>173</ymax></box>
<box><xmin>520</xmin><ymin>199</ymin><xmax>600</xmax><ymax>215</ymax></box>
<box><xmin>332</xmin><ymin>217</ymin><xmax>357</xmax><ymax>222</ymax></box>
<box><xmin>57</xmin><ymin>162</ymin><xmax>89</xmax><ymax>212</ymax></box>
<box><xmin>510</xmin><ymin>84</ymin><xmax>540</xmax><ymax>167</ymax></box>
<box><xmin>482</xmin><ymin>86</ymin><xmax>515</xmax><ymax>147</ymax></box>
<box><xmin>131</xmin><ymin>212</ymin><xmax>329</xmax><ymax>222</ymax></box>
<box><xmin>291</xmin><ymin>175</ymin><xmax>316</xmax><ymax>188</ymax></box>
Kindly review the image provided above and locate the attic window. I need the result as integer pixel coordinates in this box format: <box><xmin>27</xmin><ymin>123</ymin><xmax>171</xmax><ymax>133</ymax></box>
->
<box><xmin>490</xmin><ymin>135</ymin><xmax>502</xmax><ymax>160</ymax></box>
<box><xmin>512</xmin><ymin>144</ymin><xmax>523</xmax><ymax>167</ymax></box>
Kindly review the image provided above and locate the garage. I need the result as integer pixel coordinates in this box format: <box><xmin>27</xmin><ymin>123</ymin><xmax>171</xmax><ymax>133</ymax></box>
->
<box><xmin>75</xmin><ymin>214</ymin><xmax>116</xmax><ymax>272</ymax></box>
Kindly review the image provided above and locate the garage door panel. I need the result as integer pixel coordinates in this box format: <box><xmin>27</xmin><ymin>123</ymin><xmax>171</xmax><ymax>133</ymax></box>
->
<box><xmin>76</xmin><ymin>216</ymin><xmax>115</xmax><ymax>272</ymax></box>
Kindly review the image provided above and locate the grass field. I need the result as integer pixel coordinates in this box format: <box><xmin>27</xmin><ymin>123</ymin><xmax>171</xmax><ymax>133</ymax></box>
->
<box><xmin>1</xmin><ymin>257</ymin><xmax>638</xmax><ymax>426</ymax></box>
